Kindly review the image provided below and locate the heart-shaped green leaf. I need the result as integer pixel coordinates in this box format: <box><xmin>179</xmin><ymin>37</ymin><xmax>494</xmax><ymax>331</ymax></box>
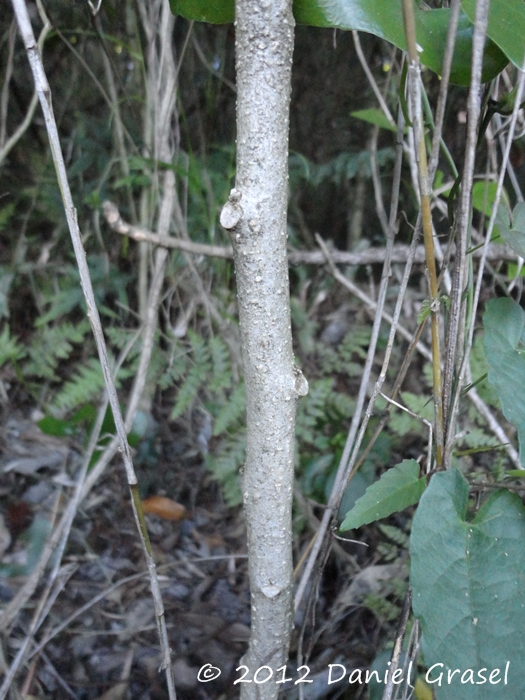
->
<box><xmin>410</xmin><ymin>469</ymin><xmax>525</xmax><ymax>700</ymax></box>
<box><xmin>484</xmin><ymin>298</ymin><xmax>525</xmax><ymax>466</ymax></box>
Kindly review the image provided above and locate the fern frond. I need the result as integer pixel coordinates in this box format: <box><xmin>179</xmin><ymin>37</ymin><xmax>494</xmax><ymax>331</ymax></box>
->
<box><xmin>51</xmin><ymin>355</ymin><xmax>134</xmax><ymax>414</ymax></box>
<box><xmin>213</xmin><ymin>382</ymin><xmax>245</xmax><ymax>435</ymax></box>
<box><xmin>316</xmin><ymin>326</ymin><xmax>370</xmax><ymax>378</ymax></box>
<box><xmin>171</xmin><ymin>366</ymin><xmax>205</xmax><ymax>419</ymax></box>
<box><xmin>0</xmin><ymin>326</ymin><xmax>26</xmax><ymax>367</ymax></box>
<box><xmin>158</xmin><ymin>344</ymin><xmax>191</xmax><ymax>389</ymax></box>
<box><xmin>52</xmin><ymin>358</ymin><xmax>105</xmax><ymax>413</ymax></box>
<box><xmin>207</xmin><ymin>430</ymin><xmax>246</xmax><ymax>506</ymax></box>
<box><xmin>209</xmin><ymin>336</ymin><xmax>232</xmax><ymax>392</ymax></box>
<box><xmin>104</xmin><ymin>325</ymin><xmax>141</xmax><ymax>353</ymax></box>
<box><xmin>24</xmin><ymin>320</ymin><xmax>91</xmax><ymax>380</ymax></box>
<box><xmin>296</xmin><ymin>378</ymin><xmax>334</xmax><ymax>445</ymax></box>
<box><xmin>460</xmin><ymin>427</ymin><xmax>500</xmax><ymax>449</ymax></box>
<box><xmin>377</xmin><ymin>523</ymin><xmax>409</xmax><ymax>547</ymax></box>
<box><xmin>327</xmin><ymin>390</ymin><xmax>356</xmax><ymax>420</ymax></box>
<box><xmin>188</xmin><ymin>329</ymin><xmax>211</xmax><ymax>371</ymax></box>
<box><xmin>363</xmin><ymin>594</ymin><xmax>401</xmax><ymax>622</ymax></box>
<box><xmin>169</xmin><ymin>332</ymin><xmax>214</xmax><ymax>419</ymax></box>
<box><xmin>388</xmin><ymin>391</ymin><xmax>433</xmax><ymax>436</ymax></box>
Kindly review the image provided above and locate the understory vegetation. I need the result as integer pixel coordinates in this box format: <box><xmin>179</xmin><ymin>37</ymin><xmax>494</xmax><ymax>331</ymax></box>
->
<box><xmin>1</xmin><ymin>1</ymin><xmax>525</xmax><ymax>698</ymax></box>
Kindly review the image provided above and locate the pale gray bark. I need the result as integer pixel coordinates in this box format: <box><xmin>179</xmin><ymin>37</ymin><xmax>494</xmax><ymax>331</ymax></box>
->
<box><xmin>220</xmin><ymin>1</ymin><xmax>306</xmax><ymax>697</ymax></box>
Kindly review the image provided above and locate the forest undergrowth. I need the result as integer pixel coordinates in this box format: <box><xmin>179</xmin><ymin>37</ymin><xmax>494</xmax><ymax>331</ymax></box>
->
<box><xmin>1</xmin><ymin>1</ymin><xmax>525</xmax><ymax>698</ymax></box>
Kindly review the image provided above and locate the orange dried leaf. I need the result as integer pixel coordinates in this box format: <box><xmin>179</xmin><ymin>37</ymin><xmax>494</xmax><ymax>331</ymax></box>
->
<box><xmin>141</xmin><ymin>496</ymin><xmax>186</xmax><ymax>521</ymax></box>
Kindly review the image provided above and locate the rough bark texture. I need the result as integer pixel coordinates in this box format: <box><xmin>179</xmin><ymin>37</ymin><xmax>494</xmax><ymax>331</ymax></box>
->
<box><xmin>220</xmin><ymin>1</ymin><xmax>304</xmax><ymax>697</ymax></box>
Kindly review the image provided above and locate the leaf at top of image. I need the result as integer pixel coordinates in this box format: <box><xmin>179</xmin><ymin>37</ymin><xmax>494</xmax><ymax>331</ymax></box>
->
<box><xmin>340</xmin><ymin>459</ymin><xmax>426</xmax><ymax>531</ymax></box>
<box><xmin>169</xmin><ymin>1</ymin><xmax>509</xmax><ymax>86</ymax></box>
<box><xmin>169</xmin><ymin>0</ymin><xmax>233</xmax><ymax>23</ymax></box>
<box><xmin>462</xmin><ymin>0</ymin><xmax>525</xmax><ymax>70</ymax></box>
<box><xmin>416</xmin><ymin>8</ymin><xmax>508</xmax><ymax>85</ymax></box>
<box><xmin>483</xmin><ymin>298</ymin><xmax>525</xmax><ymax>466</ymax></box>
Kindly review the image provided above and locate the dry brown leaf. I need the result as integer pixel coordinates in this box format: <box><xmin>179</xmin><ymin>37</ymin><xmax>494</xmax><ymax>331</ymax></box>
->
<box><xmin>202</xmin><ymin>532</ymin><xmax>226</xmax><ymax>549</ymax></box>
<box><xmin>141</xmin><ymin>496</ymin><xmax>186</xmax><ymax>520</ymax></box>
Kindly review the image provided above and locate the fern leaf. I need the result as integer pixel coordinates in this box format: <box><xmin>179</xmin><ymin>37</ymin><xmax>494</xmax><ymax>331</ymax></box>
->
<box><xmin>52</xmin><ymin>358</ymin><xmax>106</xmax><ymax>413</ymax></box>
<box><xmin>377</xmin><ymin>523</ymin><xmax>409</xmax><ymax>547</ymax></box>
<box><xmin>0</xmin><ymin>326</ymin><xmax>26</xmax><ymax>367</ymax></box>
<box><xmin>24</xmin><ymin>321</ymin><xmax>90</xmax><ymax>380</ymax></box>
<box><xmin>207</xmin><ymin>430</ymin><xmax>246</xmax><ymax>506</ymax></box>
<box><xmin>213</xmin><ymin>382</ymin><xmax>245</xmax><ymax>435</ymax></box>
<box><xmin>171</xmin><ymin>366</ymin><xmax>204</xmax><ymax>419</ymax></box>
<box><xmin>209</xmin><ymin>336</ymin><xmax>232</xmax><ymax>392</ymax></box>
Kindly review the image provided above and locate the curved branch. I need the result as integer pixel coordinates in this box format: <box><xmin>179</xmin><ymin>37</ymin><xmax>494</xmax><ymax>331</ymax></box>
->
<box><xmin>103</xmin><ymin>200</ymin><xmax>519</xmax><ymax>266</ymax></box>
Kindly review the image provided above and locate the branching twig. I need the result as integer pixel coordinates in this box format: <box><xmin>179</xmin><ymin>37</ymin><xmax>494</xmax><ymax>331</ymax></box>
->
<box><xmin>442</xmin><ymin>0</ymin><xmax>489</xmax><ymax>464</ymax></box>
<box><xmin>451</xmin><ymin>65</ymin><xmax>525</xmax><ymax>466</ymax></box>
<box><xmin>103</xmin><ymin>199</ymin><xmax>520</xmax><ymax>265</ymax></box>
<box><xmin>295</xmin><ymin>108</ymin><xmax>409</xmax><ymax>613</ymax></box>
<box><xmin>103</xmin><ymin>200</ymin><xmax>233</xmax><ymax>258</ymax></box>
<box><xmin>9</xmin><ymin>2</ymin><xmax>177</xmax><ymax>697</ymax></box>
<box><xmin>0</xmin><ymin>2</ymin><xmax>49</xmax><ymax>167</ymax></box>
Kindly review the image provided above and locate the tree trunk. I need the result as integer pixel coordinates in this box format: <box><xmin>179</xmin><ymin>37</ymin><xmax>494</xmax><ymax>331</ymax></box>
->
<box><xmin>220</xmin><ymin>1</ymin><xmax>306</xmax><ymax>697</ymax></box>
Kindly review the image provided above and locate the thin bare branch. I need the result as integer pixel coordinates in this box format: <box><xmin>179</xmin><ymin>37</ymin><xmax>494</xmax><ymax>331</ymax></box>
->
<box><xmin>442</xmin><ymin>0</ymin><xmax>490</xmax><ymax>463</ymax></box>
<box><xmin>295</xmin><ymin>108</ymin><xmax>409</xmax><ymax>613</ymax></box>
<box><xmin>352</xmin><ymin>30</ymin><xmax>395</xmax><ymax>127</ymax></box>
<box><xmin>428</xmin><ymin>0</ymin><xmax>461</xmax><ymax>180</ymax></box>
<box><xmin>0</xmin><ymin>3</ymin><xmax>50</xmax><ymax>167</ymax></box>
<box><xmin>192</xmin><ymin>34</ymin><xmax>237</xmax><ymax>93</ymax></box>
<box><xmin>0</xmin><ymin>20</ymin><xmax>17</xmax><ymax>149</ymax></box>
<box><xmin>452</xmin><ymin>65</ymin><xmax>525</xmax><ymax>463</ymax></box>
<box><xmin>104</xmin><ymin>200</ymin><xmax>233</xmax><ymax>258</ymax></box>
<box><xmin>9</xmin><ymin>2</ymin><xmax>177</xmax><ymax>696</ymax></box>
<box><xmin>103</xmin><ymin>200</ymin><xmax>519</xmax><ymax>265</ymax></box>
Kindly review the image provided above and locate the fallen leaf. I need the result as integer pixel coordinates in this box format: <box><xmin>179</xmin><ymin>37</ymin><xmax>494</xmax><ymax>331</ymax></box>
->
<box><xmin>142</xmin><ymin>496</ymin><xmax>186</xmax><ymax>520</ymax></box>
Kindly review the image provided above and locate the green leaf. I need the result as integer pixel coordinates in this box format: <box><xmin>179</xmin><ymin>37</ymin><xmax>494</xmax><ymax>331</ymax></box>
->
<box><xmin>295</xmin><ymin>0</ymin><xmax>407</xmax><ymax>47</ymax></box>
<box><xmin>337</xmin><ymin>470</ymin><xmax>368</xmax><ymax>522</ymax></box>
<box><xmin>462</xmin><ymin>0</ymin><xmax>525</xmax><ymax>70</ymax></box>
<box><xmin>169</xmin><ymin>0</ymin><xmax>232</xmax><ymax>23</ymax></box>
<box><xmin>38</xmin><ymin>415</ymin><xmax>76</xmax><ymax>438</ymax></box>
<box><xmin>496</xmin><ymin>202</ymin><xmax>525</xmax><ymax>259</ymax></box>
<box><xmin>418</xmin><ymin>299</ymin><xmax>431</xmax><ymax>325</ymax></box>
<box><xmin>417</xmin><ymin>9</ymin><xmax>507</xmax><ymax>85</ymax></box>
<box><xmin>410</xmin><ymin>469</ymin><xmax>525</xmax><ymax>700</ymax></box>
<box><xmin>513</xmin><ymin>201</ymin><xmax>525</xmax><ymax>232</ymax></box>
<box><xmin>483</xmin><ymin>298</ymin><xmax>525</xmax><ymax>466</ymax></box>
<box><xmin>0</xmin><ymin>203</ymin><xmax>15</xmax><ymax>233</ymax></box>
<box><xmin>471</xmin><ymin>181</ymin><xmax>499</xmax><ymax>218</ymax></box>
<box><xmin>340</xmin><ymin>459</ymin><xmax>426</xmax><ymax>531</ymax></box>
<box><xmin>0</xmin><ymin>326</ymin><xmax>25</xmax><ymax>367</ymax></box>
<box><xmin>351</xmin><ymin>108</ymin><xmax>397</xmax><ymax>133</ymax></box>
<box><xmin>169</xmin><ymin>1</ymin><xmax>508</xmax><ymax>85</ymax></box>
